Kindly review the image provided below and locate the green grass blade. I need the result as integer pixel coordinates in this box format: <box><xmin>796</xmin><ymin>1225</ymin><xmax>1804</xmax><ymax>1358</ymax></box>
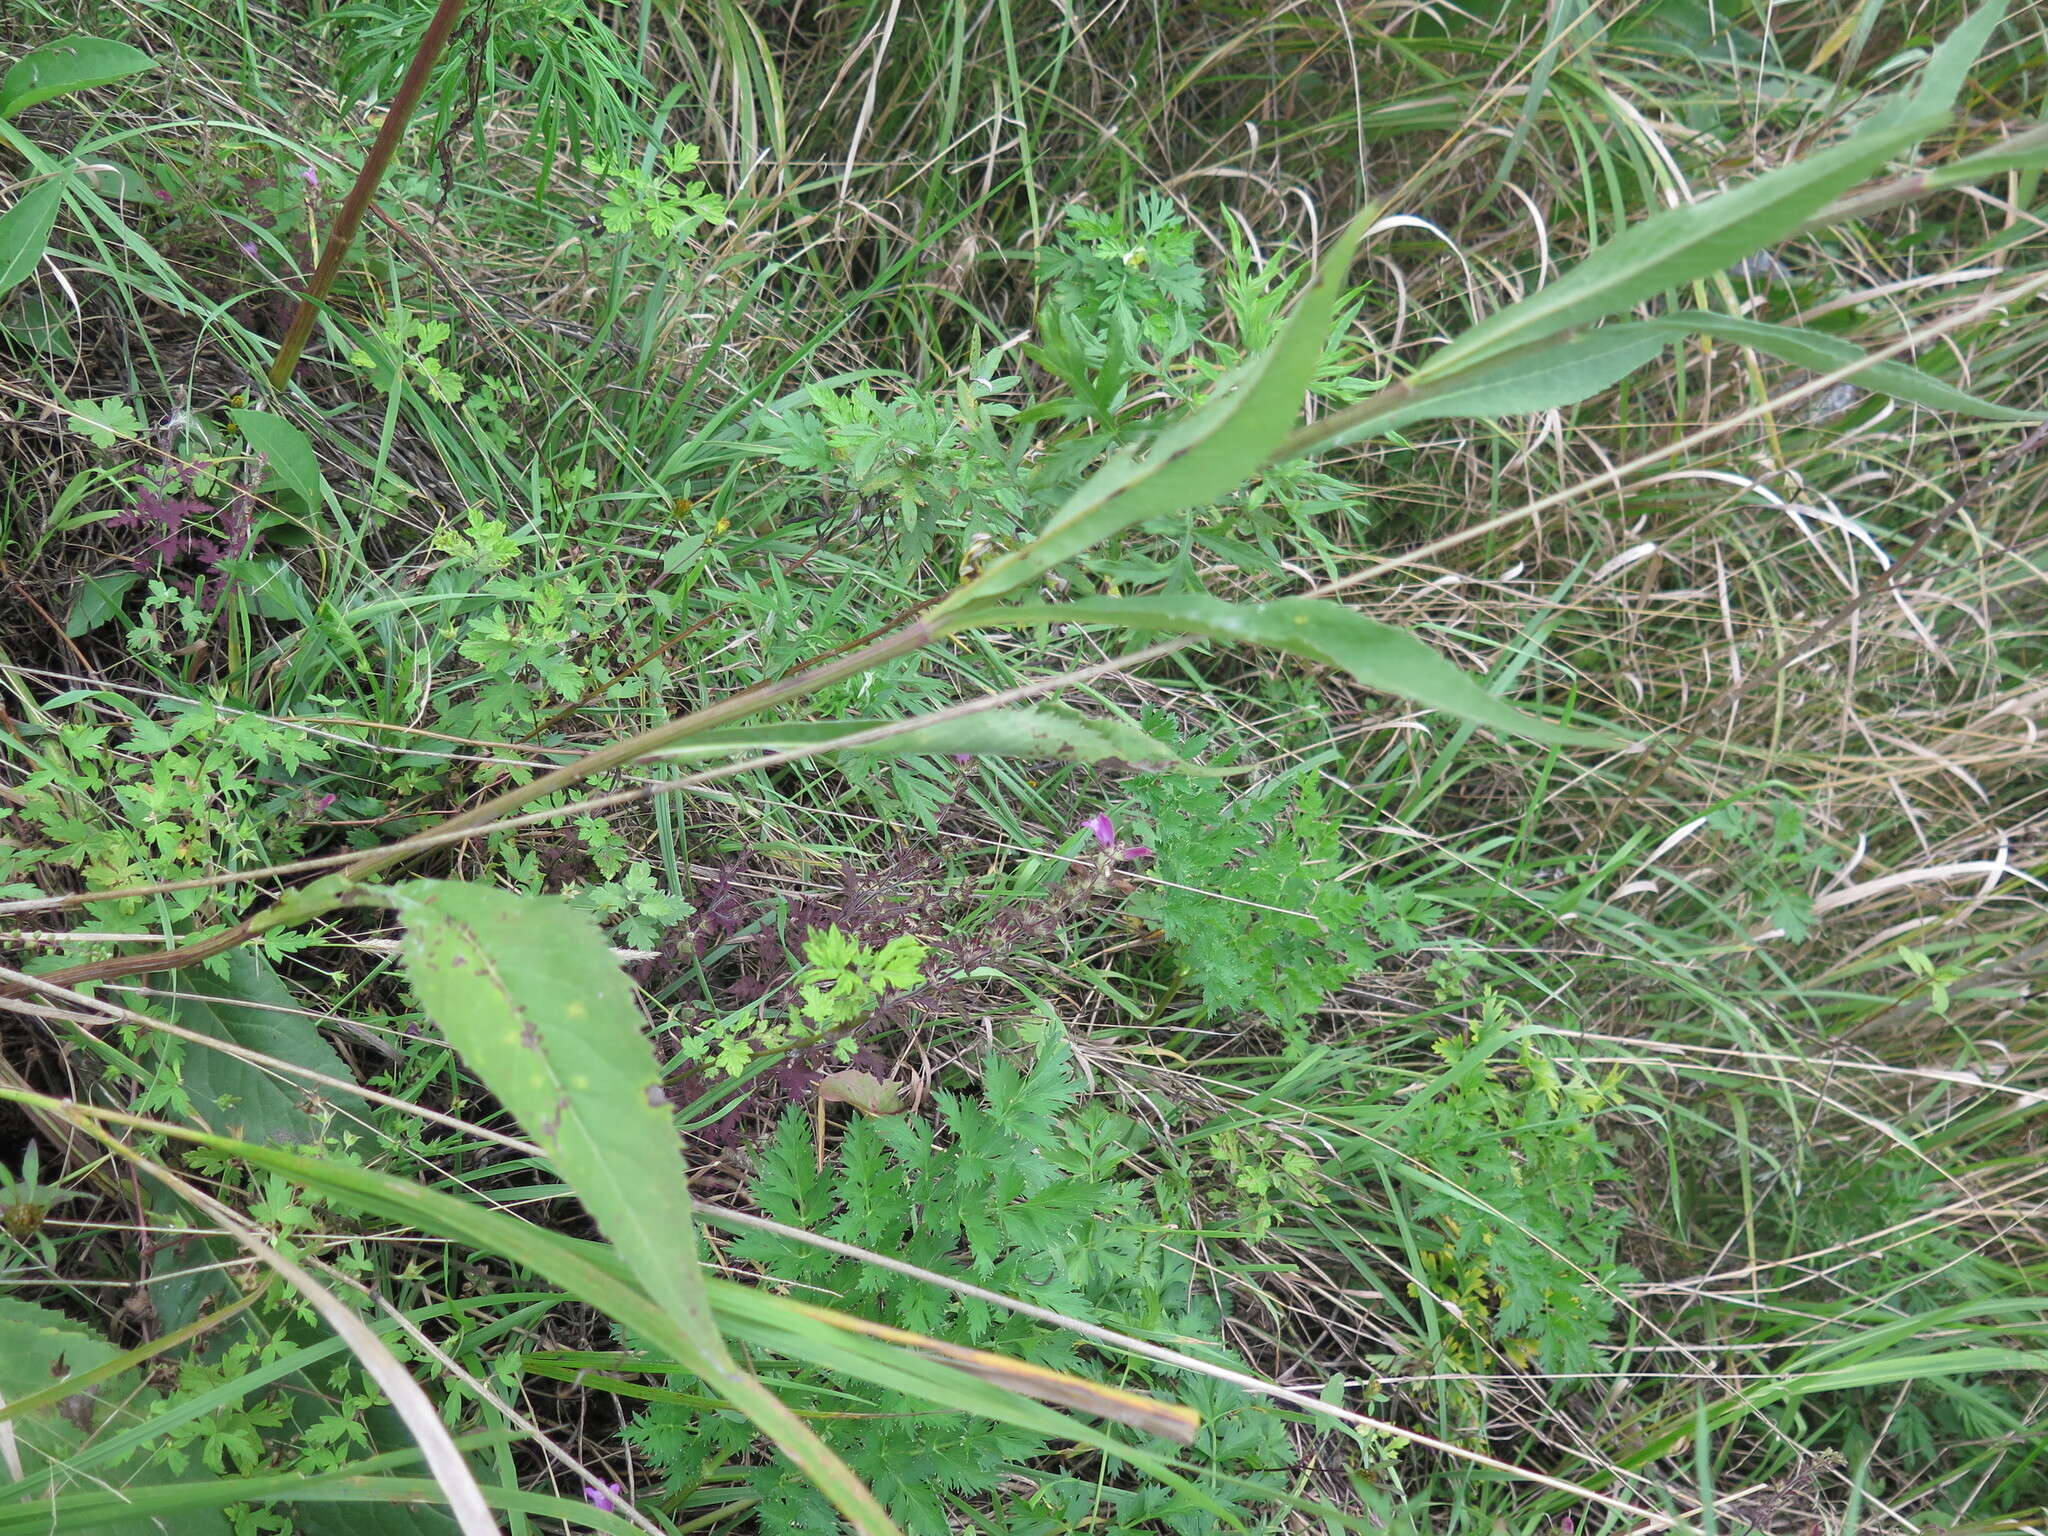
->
<box><xmin>640</xmin><ymin>705</ymin><xmax>1180</xmax><ymax>766</ymax></box>
<box><xmin>1642</xmin><ymin>312</ymin><xmax>2043</xmax><ymax>420</ymax></box>
<box><xmin>1324</xmin><ymin>325</ymin><xmax>1672</xmax><ymax>442</ymax></box>
<box><xmin>1404</xmin><ymin>18</ymin><xmax>1985</xmax><ymax>387</ymax></box>
<box><xmin>948</xmin><ymin>595</ymin><xmax>1619</xmax><ymax>748</ymax></box>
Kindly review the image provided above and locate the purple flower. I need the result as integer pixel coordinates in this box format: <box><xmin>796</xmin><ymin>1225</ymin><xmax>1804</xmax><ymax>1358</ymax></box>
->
<box><xmin>238</xmin><ymin>238</ymin><xmax>260</xmax><ymax>258</ymax></box>
<box><xmin>299</xmin><ymin>164</ymin><xmax>319</xmax><ymax>189</ymax></box>
<box><xmin>582</xmin><ymin>1482</ymin><xmax>623</xmax><ymax>1512</ymax></box>
<box><xmin>952</xmin><ymin>753</ymin><xmax>974</xmax><ymax>766</ymax></box>
<box><xmin>1120</xmin><ymin>844</ymin><xmax>1154</xmax><ymax>861</ymax></box>
<box><xmin>1082</xmin><ymin>813</ymin><xmax>1116</xmax><ymax>848</ymax></box>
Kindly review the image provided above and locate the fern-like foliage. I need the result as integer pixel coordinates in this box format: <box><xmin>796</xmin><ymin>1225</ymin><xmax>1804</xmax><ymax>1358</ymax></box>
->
<box><xmin>1130</xmin><ymin>771</ymin><xmax>1436</xmax><ymax>1043</ymax></box>
<box><xmin>625</xmin><ymin>1033</ymin><xmax>1298</xmax><ymax>1534</ymax></box>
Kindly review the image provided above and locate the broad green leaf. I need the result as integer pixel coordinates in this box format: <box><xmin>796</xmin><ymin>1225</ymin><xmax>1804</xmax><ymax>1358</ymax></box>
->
<box><xmin>1641</xmin><ymin>312</ymin><xmax>2043</xmax><ymax>421</ymax></box>
<box><xmin>0</xmin><ymin>1298</ymin><xmax>130</xmax><ymax>1476</ymax></box>
<box><xmin>229</xmin><ymin>408</ymin><xmax>328</xmax><ymax>511</ymax></box>
<box><xmin>162</xmin><ymin>949</ymin><xmax>355</xmax><ymax>1146</ymax></box>
<box><xmin>643</xmin><ymin>705</ymin><xmax>1180</xmax><ymax>767</ymax></box>
<box><xmin>0</xmin><ymin>36</ymin><xmax>154</xmax><ymax>119</ymax></box>
<box><xmin>949</xmin><ymin>595</ymin><xmax>1617</xmax><ymax>748</ymax></box>
<box><xmin>0</xmin><ymin>175</ymin><xmax>65</xmax><ymax>298</ymax></box>
<box><xmin>931</xmin><ymin>213</ymin><xmax>1374</xmax><ymax>616</ymax></box>
<box><xmin>0</xmin><ymin>290</ymin><xmax>75</xmax><ymax>355</ymax></box>
<box><xmin>1408</xmin><ymin>95</ymin><xmax>1952</xmax><ymax>383</ymax></box>
<box><xmin>387</xmin><ymin>879</ymin><xmax>904</xmax><ymax>1535</ymax></box>
<box><xmin>0</xmin><ymin>1298</ymin><xmax>212</xmax><ymax>1532</ymax></box>
<box><xmin>65</xmin><ymin>569</ymin><xmax>139</xmax><ymax>637</ymax></box>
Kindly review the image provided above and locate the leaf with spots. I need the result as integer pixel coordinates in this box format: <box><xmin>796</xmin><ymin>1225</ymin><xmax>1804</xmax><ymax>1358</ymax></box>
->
<box><xmin>388</xmin><ymin>878</ymin><xmax>903</xmax><ymax>1534</ymax></box>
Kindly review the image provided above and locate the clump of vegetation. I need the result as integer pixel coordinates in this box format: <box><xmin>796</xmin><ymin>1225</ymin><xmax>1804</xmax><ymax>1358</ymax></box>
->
<box><xmin>3</xmin><ymin>1</ymin><xmax>2045</xmax><ymax>1534</ymax></box>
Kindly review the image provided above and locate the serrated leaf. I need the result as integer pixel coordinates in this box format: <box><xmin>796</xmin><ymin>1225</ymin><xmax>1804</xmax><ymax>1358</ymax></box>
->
<box><xmin>0</xmin><ymin>36</ymin><xmax>154</xmax><ymax>119</ymax></box>
<box><xmin>162</xmin><ymin>949</ymin><xmax>354</xmax><ymax>1146</ymax></box>
<box><xmin>229</xmin><ymin>408</ymin><xmax>328</xmax><ymax>511</ymax></box>
<box><xmin>644</xmin><ymin>706</ymin><xmax>1180</xmax><ymax>767</ymax></box>
<box><xmin>932</xmin><ymin>214</ymin><xmax>1373</xmax><ymax>615</ymax></box>
<box><xmin>951</xmin><ymin>595</ymin><xmax>1617</xmax><ymax>748</ymax></box>
<box><xmin>390</xmin><ymin>881</ymin><xmax>712</xmax><ymax>1333</ymax></box>
<box><xmin>1640</xmin><ymin>312</ymin><xmax>2042</xmax><ymax>421</ymax></box>
<box><xmin>0</xmin><ymin>176</ymin><xmax>65</xmax><ymax>298</ymax></box>
<box><xmin>0</xmin><ymin>1298</ymin><xmax>143</xmax><ymax>1479</ymax></box>
<box><xmin>388</xmin><ymin>879</ymin><xmax>903</xmax><ymax>1534</ymax></box>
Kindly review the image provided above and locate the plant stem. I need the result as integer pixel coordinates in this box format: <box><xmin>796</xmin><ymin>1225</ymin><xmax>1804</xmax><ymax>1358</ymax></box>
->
<box><xmin>25</xmin><ymin>619</ymin><xmax>941</xmax><ymax>992</ymax></box>
<box><xmin>265</xmin><ymin>0</ymin><xmax>470</xmax><ymax>391</ymax></box>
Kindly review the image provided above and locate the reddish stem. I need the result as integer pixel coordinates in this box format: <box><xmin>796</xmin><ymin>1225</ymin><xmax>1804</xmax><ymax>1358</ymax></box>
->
<box><xmin>265</xmin><ymin>0</ymin><xmax>470</xmax><ymax>390</ymax></box>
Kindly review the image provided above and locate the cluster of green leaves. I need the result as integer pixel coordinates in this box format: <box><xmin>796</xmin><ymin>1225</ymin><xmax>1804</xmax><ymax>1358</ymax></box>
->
<box><xmin>582</xmin><ymin>142</ymin><xmax>728</xmax><ymax>248</ymax></box>
<box><xmin>1</xmin><ymin>702</ymin><xmax>335</xmax><ymax>926</ymax></box>
<box><xmin>748</xmin><ymin>362</ymin><xmax>1034</xmax><ymax>570</ymax></box>
<box><xmin>1129</xmin><ymin>768</ymin><xmax>1437</xmax><ymax>1044</ymax></box>
<box><xmin>628</xmin><ymin>1033</ymin><xmax>1300</xmax><ymax>1534</ymax></box>
<box><xmin>1393</xmin><ymin>973</ymin><xmax>1634</xmax><ymax>1382</ymax></box>
<box><xmin>1036</xmin><ymin>195</ymin><xmax>1207</xmax><ymax>363</ymax></box>
<box><xmin>672</xmin><ymin>925</ymin><xmax>929</xmax><ymax>1079</ymax></box>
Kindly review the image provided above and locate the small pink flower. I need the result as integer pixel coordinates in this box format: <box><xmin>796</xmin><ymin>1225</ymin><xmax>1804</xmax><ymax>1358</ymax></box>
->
<box><xmin>952</xmin><ymin>753</ymin><xmax>973</xmax><ymax>766</ymax></box>
<box><xmin>1082</xmin><ymin>813</ymin><xmax>1116</xmax><ymax>848</ymax></box>
<box><xmin>299</xmin><ymin>164</ymin><xmax>319</xmax><ymax>189</ymax></box>
<box><xmin>1119</xmin><ymin>844</ymin><xmax>1154</xmax><ymax>861</ymax></box>
<box><xmin>238</xmin><ymin>239</ymin><xmax>260</xmax><ymax>258</ymax></box>
<box><xmin>582</xmin><ymin>1482</ymin><xmax>623</xmax><ymax>1512</ymax></box>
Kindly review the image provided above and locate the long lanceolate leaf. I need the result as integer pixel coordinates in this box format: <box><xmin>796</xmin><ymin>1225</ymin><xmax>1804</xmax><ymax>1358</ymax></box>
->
<box><xmin>1403</xmin><ymin>3</ymin><xmax>2003</xmax><ymax>388</ymax></box>
<box><xmin>1638</xmin><ymin>313</ymin><xmax>2043</xmax><ymax>422</ymax></box>
<box><xmin>930</xmin><ymin>212</ymin><xmax>1376</xmax><ymax>616</ymax></box>
<box><xmin>387</xmin><ymin>880</ymin><xmax>905</xmax><ymax>1536</ymax></box>
<box><xmin>945</xmin><ymin>595</ymin><xmax>1615</xmax><ymax>748</ymax></box>
<box><xmin>1318</xmin><ymin>310</ymin><xmax>2037</xmax><ymax>450</ymax></box>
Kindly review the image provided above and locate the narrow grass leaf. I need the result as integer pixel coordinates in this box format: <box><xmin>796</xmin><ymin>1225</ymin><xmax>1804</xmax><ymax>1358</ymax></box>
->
<box><xmin>931</xmin><ymin>214</ymin><xmax>1373</xmax><ymax>615</ymax></box>
<box><xmin>0</xmin><ymin>37</ymin><xmax>154</xmax><ymax>119</ymax></box>
<box><xmin>1409</xmin><ymin>102</ymin><xmax>1949</xmax><ymax>382</ymax></box>
<box><xmin>1327</xmin><ymin>325</ymin><xmax>1672</xmax><ymax>442</ymax></box>
<box><xmin>949</xmin><ymin>595</ymin><xmax>1617</xmax><ymax>747</ymax></box>
<box><xmin>387</xmin><ymin>879</ymin><xmax>902</xmax><ymax>1534</ymax></box>
<box><xmin>643</xmin><ymin>705</ymin><xmax>1179</xmax><ymax>767</ymax></box>
<box><xmin>1901</xmin><ymin>0</ymin><xmax>2007</xmax><ymax>120</ymax></box>
<box><xmin>1643</xmin><ymin>312</ymin><xmax>2043</xmax><ymax>420</ymax></box>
